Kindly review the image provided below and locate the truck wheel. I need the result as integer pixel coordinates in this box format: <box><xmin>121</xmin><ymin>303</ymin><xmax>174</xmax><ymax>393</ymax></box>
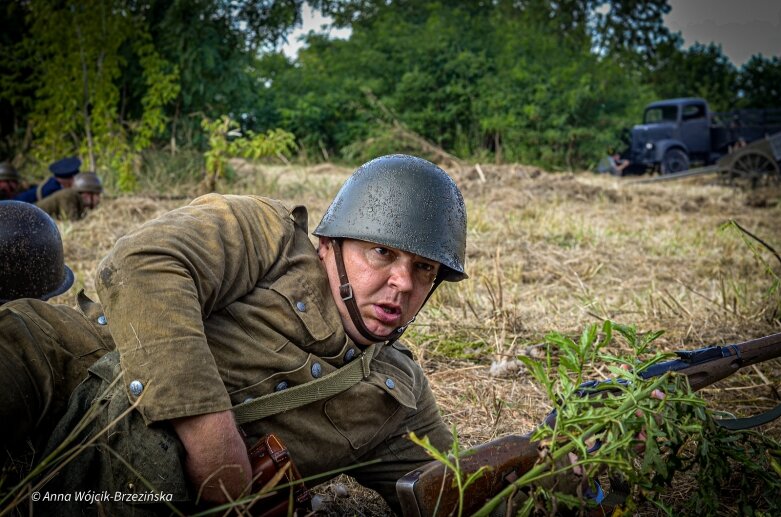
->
<box><xmin>661</xmin><ymin>149</ymin><xmax>689</xmax><ymax>174</ymax></box>
<box><xmin>727</xmin><ymin>150</ymin><xmax>780</xmax><ymax>189</ymax></box>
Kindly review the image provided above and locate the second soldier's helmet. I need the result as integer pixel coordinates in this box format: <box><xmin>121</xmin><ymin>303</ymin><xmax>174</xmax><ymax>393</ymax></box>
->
<box><xmin>313</xmin><ymin>154</ymin><xmax>467</xmax><ymax>281</ymax></box>
<box><xmin>0</xmin><ymin>162</ymin><xmax>19</xmax><ymax>181</ymax></box>
<box><xmin>73</xmin><ymin>172</ymin><xmax>103</xmax><ymax>193</ymax></box>
<box><xmin>0</xmin><ymin>200</ymin><xmax>74</xmax><ymax>303</ymax></box>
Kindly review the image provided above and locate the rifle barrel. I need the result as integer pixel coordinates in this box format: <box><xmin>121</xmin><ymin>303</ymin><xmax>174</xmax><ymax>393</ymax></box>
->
<box><xmin>639</xmin><ymin>332</ymin><xmax>781</xmax><ymax>391</ymax></box>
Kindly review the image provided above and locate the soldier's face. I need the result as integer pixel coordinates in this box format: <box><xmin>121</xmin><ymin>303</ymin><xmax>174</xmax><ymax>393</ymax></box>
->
<box><xmin>80</xmin><ymin>191</ymin><xmax>101</xmax><ymax>209</ymax></box>
<box><xmin>57</xmin><ymin>177</ymin><xmax>74</xmax><ymax>188</ymax></box>
<box><xmin>318</xmin><ymin>237</ymin><xmax>439</xmax><ymax>345</ymax></box>
<box><xmin>0</xmin><ymin>180</ymin><xmax>18</xmax><ymax>196</ymax></box>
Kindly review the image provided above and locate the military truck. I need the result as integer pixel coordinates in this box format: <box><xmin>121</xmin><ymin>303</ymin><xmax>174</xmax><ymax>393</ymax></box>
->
<box><xmin>626</xmin><ymin>97</ymin><xmax>781</xmax><ymax>174</ymax></box>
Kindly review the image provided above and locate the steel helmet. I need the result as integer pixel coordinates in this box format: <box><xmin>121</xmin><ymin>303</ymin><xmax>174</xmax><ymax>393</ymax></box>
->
<box><xmin>0</xmin><ymin>163</ymin><xmax>19</xmax><ymax>181</ymax></box>
<box><xmin>314</xmin><ymin>154</ymin><xmax>467</xmax><ymax>281</ymax></box>
<box><xmin>73</xmin><ymin>172</ymin><xmax>103</xmax><ymax>193</ymax></box>
<box><xmin>0</xmin><ymin>200</ymin><xmax>74</xmax><ymax>302</ymax></box>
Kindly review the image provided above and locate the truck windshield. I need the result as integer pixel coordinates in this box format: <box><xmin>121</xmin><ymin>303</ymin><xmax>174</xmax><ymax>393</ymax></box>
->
<box><xmin>644</xmin><ymin>106</ymin><xmax>678</xmax><ymax>124</ymax></box>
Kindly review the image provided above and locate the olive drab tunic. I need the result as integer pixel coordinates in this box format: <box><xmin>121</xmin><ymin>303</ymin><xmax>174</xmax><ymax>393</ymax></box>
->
<box><xmin>35</xmin><ymin>188</ymin><xmax>86</xmax><ymax>220</ymax></box>
<box><xmin>39</xmin><ymin>193</ymin><xmax>450</xmax><ymax>514</ymax></box>
<box><xmin>0</xmin><ymin>292</ymin><xmax>113</xmax><ymax>446</ymax></box>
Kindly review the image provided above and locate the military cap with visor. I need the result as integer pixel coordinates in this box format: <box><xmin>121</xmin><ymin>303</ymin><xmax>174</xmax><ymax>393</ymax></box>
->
<box><xmin>49</xmin><ymin>156</ymin><xmax>81</xmax><ymax>178</ymax></box>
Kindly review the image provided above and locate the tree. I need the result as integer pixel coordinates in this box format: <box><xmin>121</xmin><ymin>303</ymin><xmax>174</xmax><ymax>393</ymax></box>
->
<box><xmin>647</xmin><ymin>43</ymin><xmax>738</xmax><ymax>111</ymax></box>
<box><xmin>738</xmin><ymin>56</ymin><xmax>781</xmax><ymax>109</ymax></box>
<box><xmin>1</xmin><ymin>0</ymin><xmax>306</xmax><ymax>188</ymax></box>
<box><xmin>590</xmin><ymin>0</ymin><xmax>677</xmax><ymax>69</ymax></box>
<box><xmin>255</xmin><ymin>0</ymin><xmax>652</xmax><ymax>169</ymax></box>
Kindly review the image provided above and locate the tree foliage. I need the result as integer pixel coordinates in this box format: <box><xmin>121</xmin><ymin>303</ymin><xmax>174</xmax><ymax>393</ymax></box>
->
<box><xmin>254</xmin><ymin>0</ymin><xmax>653</xmax><ymax>168</ymax></box>
<box><xmin>1</xmin><ymin>0</ymin><xmax>780</xmax><ymax>175</ymax></box>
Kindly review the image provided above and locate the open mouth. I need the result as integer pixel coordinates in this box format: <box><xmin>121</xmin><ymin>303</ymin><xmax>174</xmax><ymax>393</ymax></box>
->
<box><xmin>374</xmin><ymin>303</ymin><xmax>402</xmax><ymax>324</ymax></box>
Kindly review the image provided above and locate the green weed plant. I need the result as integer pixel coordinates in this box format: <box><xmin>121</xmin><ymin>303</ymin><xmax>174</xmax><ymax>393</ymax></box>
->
<box><xmin>412</xmin><ymin>321</ymin><xmax>781</xmax><ymax>516</ymax></box>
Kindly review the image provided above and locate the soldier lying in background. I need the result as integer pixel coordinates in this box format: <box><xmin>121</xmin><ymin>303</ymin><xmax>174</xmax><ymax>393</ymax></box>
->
<box><xmin>36</xmin><ymin>172</ymin><xmax>103</xmax><ymax>220</ymax></box>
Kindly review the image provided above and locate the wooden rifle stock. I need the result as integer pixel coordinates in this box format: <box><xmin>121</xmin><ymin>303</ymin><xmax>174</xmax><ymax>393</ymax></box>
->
<box><xmin>397</xmin><ymin>332</ymin><xmax>781</xmax><ymax>516</ymax></box>
<box><xmin>397</xmin><ymin>434</ymin><xmax>539</xmax><ymax>517</ymax></box>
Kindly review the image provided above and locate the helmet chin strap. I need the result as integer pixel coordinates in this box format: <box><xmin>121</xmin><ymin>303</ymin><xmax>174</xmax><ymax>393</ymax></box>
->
<box><xmin>331</xmin><ymin>239</ymin><xmax>443</xmax><ymax>345</ymax></box>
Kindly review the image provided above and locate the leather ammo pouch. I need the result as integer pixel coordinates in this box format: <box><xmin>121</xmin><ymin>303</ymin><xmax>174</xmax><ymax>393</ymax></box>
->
<box><xmin>247</xmin><ymin>433</ymin><xmax>312</xmax><ymax>516</ymax></box>
<box><xmin>232</xmin><ymin>345</ymin><xmax>377</xmax><ymax>516</ymax></box>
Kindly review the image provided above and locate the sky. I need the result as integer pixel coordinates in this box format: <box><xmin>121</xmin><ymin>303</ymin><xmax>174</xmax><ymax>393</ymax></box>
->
<box><xmin>282</xmin><ymin>2</ymin><xmax>781</xmax><ymax>67</ymax></box>
<box><xmin>665</xmin><ymin>0</ymin><xmax>781</xmax><ymax>66</ymax></box>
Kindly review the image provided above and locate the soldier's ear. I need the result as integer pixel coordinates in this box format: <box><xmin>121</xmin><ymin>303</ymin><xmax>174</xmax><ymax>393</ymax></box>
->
<box><xmin>317</xmin><ymin>237</ymin><xmax>331</xmax><ymax>260</ymax></box>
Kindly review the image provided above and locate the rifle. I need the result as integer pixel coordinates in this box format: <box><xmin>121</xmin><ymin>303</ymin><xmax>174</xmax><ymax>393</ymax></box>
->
<box><xmin>396</xmin><ymin>332</ymin><xmax>781</xmax><ymax>517</ymax></box>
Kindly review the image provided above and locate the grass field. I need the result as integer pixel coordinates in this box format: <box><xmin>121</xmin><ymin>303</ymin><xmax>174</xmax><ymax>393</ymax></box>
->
<box><xmin>49</xmin><ymin>160</ymin><xmax>781</xmax><ymax>515</ymax></box>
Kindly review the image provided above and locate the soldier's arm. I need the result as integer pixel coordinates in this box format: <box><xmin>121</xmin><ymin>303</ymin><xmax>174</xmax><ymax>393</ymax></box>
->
<box><xmin>95</xmin><ymin>194</ymin><xmax>294</xmax><ymax>423</ymax></box>
<box><xmin>171</xmin><ymin>409</ymin><xmax>252</xmax><ymax>504</ymax></box>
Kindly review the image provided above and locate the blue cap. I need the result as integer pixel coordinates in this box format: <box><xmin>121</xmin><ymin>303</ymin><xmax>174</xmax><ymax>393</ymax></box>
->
<box><xmin>49</xmin><ymin>157</ymin><xmax>81</xmax><ymax>178</ymax></box>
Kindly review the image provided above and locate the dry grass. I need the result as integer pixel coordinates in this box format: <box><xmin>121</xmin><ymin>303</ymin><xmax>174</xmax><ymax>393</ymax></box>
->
<box><xmin>49</xmin><ymin>161</ymin><xmax>781</xmax><ymax>515</ymax></box>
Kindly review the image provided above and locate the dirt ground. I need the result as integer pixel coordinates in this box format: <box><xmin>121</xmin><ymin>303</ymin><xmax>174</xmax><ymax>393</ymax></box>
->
<box><xmin>49</xmin><ymin>161</ymin><xmax>781</xmax><ymax>515</ymax></box>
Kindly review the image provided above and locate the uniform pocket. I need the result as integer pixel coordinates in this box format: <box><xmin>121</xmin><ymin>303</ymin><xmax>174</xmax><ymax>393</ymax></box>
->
<box><xmin>269</xmin><ymin>273</ymin><xmax>334</xmax><ymax>343</ymax></box>
<box><xmin>324</xmin><ymin>360</ymin><xmax>417</xmax><ymax>450</ymax></box>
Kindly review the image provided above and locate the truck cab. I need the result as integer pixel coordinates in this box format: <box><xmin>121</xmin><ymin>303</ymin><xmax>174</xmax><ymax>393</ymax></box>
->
<box><xmin>629</xmin><ymin>98</ymin><xmax>713</xmax><ymax>174</ymax></box>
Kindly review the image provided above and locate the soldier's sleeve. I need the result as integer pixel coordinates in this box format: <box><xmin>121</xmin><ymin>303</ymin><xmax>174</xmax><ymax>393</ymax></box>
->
<box><xmin>96</xmin><ymin>193</ymin><xmax>293</xmax><ymax>423</ymax></box>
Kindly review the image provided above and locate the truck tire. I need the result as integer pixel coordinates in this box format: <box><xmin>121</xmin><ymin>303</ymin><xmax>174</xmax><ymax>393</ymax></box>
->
<box><xmin>661</xmin><ymin>149</ymin><xmax>689</xmax><ymax>175</ymax></box>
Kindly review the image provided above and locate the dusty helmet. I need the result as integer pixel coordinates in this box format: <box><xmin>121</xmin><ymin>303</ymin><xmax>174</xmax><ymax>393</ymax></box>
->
<box><xmin>314</xmin><ymin>154</ymin><xmax>467</xmax><ymax>281</ymax></box>
<box><xmin>73</xmin><ymin>172</ymin><xmax>103</xmax><ymax>193</ymax></box>
<box><xmin>0</xmin><ymin>162</ymin><xmax>19</xmax><ymax>181</ymax></box>
<box><xmin>0</xmin><ymin>200</ymin><xmax>74</xmax><ymax>302</ymax></box>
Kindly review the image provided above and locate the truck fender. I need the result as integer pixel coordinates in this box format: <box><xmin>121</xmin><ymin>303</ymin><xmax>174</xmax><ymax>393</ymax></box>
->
<box><xmin>653</xmin><ymin>139</ymin><xmax>688</xmax><ymax>162</ymax></box>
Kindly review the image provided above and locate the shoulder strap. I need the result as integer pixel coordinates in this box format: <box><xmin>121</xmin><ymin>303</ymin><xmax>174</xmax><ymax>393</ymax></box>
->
<box><xmin>716</xmin><ymin>402</ymin><xmax>781</xmax><ymax>430</ymax></box>
<box><xmin>232</xmin><ymin>343</ymin><xmax>377</xmax><ymax>425</ymax></box>
<box><xmin>36</xmin><ymin>183</ymin><xmax>45</xmax><ymax>201</ymax></box>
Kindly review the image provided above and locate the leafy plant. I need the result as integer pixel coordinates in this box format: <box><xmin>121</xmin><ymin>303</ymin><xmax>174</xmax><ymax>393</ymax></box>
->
<box><xmin>412</xmin><ymin>321</ymin><xmax>781</xmax><ymax>516</ymax></box>
<box><xmin>409</xmin><ymin>425</ymin><xmax>492</xmax><ymax>517</ymax></box>
<box><xmin>200</xmin><ymin>115</ymin><xmax>295</xmax><ymax>192</ymax></box>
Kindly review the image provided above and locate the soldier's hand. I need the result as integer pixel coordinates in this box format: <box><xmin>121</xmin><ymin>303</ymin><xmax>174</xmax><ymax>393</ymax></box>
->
<box><xmin>171</xmin><ymin>409</ymin><xmax>252</xmax><ymax>504</ymax></box>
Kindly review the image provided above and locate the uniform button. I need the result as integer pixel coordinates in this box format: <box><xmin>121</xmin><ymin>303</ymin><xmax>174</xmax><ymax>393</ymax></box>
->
<box><xmin>311</xmin><ymin>362</ymin><xmax>322</xmax><ymax>378</ymax></box>
<box><xmin>385</xmin><ymin>378</ymin><xmax>396</xmax><ymax>389</ymax></box>
<box><xmin>296</xmin><ymin>301</ymin><xmax>306</xmax><ymax>312</ymax></box>
<box><xmin>243</xmin><ymin>396</ymin><xmax>254</xmax><ymax>403</ymax></box>
<box><xmin>129</xmin><ymin>380</ymin><xmax>144</xmax><ymax>396</ymax></box>
<box><xmin>97</xmin><ymin>314</ymin><xmax>107</xmax><ymax>325</ymax></box>
<box><xmin>344</xmin><ymin>348</ymin><xmax>356</xmax><ymax>362</ymax></box>
<box><xmin>275</xmin><ymin>381</ymin><xmax>289</xmax><ymax>392</ymax></box>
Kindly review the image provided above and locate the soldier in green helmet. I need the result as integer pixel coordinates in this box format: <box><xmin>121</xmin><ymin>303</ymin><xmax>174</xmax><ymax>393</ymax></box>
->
<box><xmin>35</xmin><ymin>171</ymin><xmax>103</xmax><ymax>220</ymax></box>
<box><xmin>1</xmin><ymin>154</ymin><xmax>468</xmax><ymax>515</ymax></box>
<box><xmin>0</xmin><ymin>162</ymin><xmax>21</xmax><ymax>200</ymax></box>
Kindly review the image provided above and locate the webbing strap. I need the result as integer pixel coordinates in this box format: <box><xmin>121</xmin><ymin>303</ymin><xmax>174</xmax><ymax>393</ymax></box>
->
<box><xmin>715</xmin><ymin>402</ymin><xmax>781</xmax><ymax>430</ymax></box>
<box><xmin>231</xmin><ymin>344</ymin><xmax>376</xmax><ymax>425</ymax></box>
